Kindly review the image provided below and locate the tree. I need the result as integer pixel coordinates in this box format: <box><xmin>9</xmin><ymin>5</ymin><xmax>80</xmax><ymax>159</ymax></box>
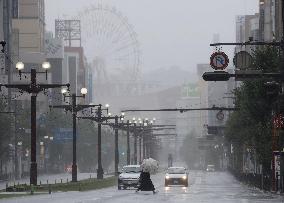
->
<box><xmin>225</xmin><ymin>46</ymin><xmax>281</xmax><ymax>173</ymax></box>
<box><xmin>0</xmin><ymin>99</ymin><xmax>12</xmax><ymax>163</ymax></box>
<box><xmin>179</xmin><ymin>130</ymin><xmax>200</xmax><ymax>169</ymax></box>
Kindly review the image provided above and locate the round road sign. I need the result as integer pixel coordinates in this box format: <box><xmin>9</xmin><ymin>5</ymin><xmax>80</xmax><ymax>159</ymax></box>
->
<box><xmin>210</xmin><ymin>52</ymin><xmax>229</xmax><ymax>70</ymax></box>
<box><xmin>216</xmin><ymin>111</ymin><xmax>225</xmax><ymax>121</ymax></box>
<box><xmin>233</xmin><ymin>51</ymin><xmax>252</xmax><ymax>70</ymax></box>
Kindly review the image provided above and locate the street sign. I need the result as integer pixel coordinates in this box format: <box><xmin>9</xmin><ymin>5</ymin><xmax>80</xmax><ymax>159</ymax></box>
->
<box><xmin>233</xmin><ymin>51</ymin><xmax>252</xmax><ymax>70</ymax></box>
<box><xmin>216</xmin><ymin>111</ymin><xmax>225</xmax><ymax>121</ymax></box>
<box><xmin>53</xmin><ymin>128</ymin><xmax>73</xmax><ymax>143</ymax></box>
<box><xmin>210</xmin><ymin>52</ymin><xmax>229</xmax><ymax>70</ymax></box>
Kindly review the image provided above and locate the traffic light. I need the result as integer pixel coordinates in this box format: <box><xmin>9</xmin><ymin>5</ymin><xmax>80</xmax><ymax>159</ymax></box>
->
<box><xmin>202</xmin><ymin>71</ymin><xmax>231</xmax><ymax>81</ymax></box>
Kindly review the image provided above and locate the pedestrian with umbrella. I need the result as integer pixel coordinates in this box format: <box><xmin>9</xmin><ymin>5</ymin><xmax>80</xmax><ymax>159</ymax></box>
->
<box><xmin>136</xmin><ymin>158</ymin><xmax>159</xmax><ymax>194</ymax></box>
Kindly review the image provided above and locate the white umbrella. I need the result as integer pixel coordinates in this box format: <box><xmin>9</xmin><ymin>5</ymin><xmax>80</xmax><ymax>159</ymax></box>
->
<box><xmin>141</xmin><ymin>158</ymin><xmax>159</xmax><ymax>174</ymax></box>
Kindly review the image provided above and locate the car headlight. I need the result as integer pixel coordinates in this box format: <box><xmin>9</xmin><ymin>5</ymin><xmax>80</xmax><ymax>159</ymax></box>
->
<box><xmin>165</xmin><ymin>175</ymin><xmax>170</xmax><ymax>179</ymax></box>
<box><xmin>182</xmin><ymin>175</ymin><xmax>187</xmax><ymax>180</ymax></box>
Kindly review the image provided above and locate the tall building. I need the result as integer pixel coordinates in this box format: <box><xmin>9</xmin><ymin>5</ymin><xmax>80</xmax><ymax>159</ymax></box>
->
<box><xmin>45</xmin><ymin>32</ymin><xmax>64</xmax><ymax>105</ymax></box>
<box><xmin>274</xmin><ymin>0</ymin><xmax>283</xmax><ymax>40</ymax></box>
<box><xmin>235</xmin><ymin>14</ymin><xmax>260</xmax><ymax>53</ymax></box>
<box><xmin>11</xmin><ymin>0</ymin><xmax>48</xmax><ymax>113</ymax></box>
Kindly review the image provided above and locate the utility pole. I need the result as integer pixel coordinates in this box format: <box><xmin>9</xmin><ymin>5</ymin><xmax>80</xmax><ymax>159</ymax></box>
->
<box><xmin>0</xmin><ymin>62</ymin><xmax>69</xmax><ymax>186</ymax></box>
<box><xmin>49</xmin><ymin>88</ymin><xmax>93</xmax><ymax>182</ymax></box>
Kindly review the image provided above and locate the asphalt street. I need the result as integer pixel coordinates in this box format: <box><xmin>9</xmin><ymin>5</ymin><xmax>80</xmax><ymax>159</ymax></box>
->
<box><xmin>1</xmin><ymin>171</ymin><xmax>283</xmax><ymax>203</ymax></box>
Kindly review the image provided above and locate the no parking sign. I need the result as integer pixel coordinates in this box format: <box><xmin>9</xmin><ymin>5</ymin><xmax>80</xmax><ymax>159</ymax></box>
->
<box><xmin>210</xmin><ymin>52</ymin><xmax>229</xmax><ymax>70</ymax></box>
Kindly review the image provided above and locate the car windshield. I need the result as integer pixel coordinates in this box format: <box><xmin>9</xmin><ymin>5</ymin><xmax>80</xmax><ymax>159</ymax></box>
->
<box><xmin>123</xmin><ymin>166</ymin><xmax>140</xmax><ymax>173</ymax></box>
<box><xmin>167</xmin><ymin>168</ymin><xmax>185</xmax><ymax>174</ymax></box>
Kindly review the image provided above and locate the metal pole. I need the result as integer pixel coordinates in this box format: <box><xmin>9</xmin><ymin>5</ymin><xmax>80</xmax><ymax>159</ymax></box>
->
<box><xmin>97</xmin><ymin>105</ymin><xmax>103</xmax><ymax>179</ymax></box>
<box><xmin>71</xmin><ymin>94</ymin><xmax>77</xmax><ymax>182</ymax></box>
<box><xmin>126</xmin><ymin>120</ymin><xmax>130</xmax><ymax>165</ymax></box>
<box><xmin>114</xmin><ymin>116</ymin><xmax>119</xmax><ymax>176</ymax></box>
<box><xmin>134</xmin><ymin>124</ymin><xmax>137</xmax><ymax>165</ymax></box>
<box><xmin>143</xmin><ymin>134</ymin><xmax>146</xmax><ymax>159</ymax></box>
<box><xmin>14</xmin><ymin>104</ymin><xmax>18</xmax><ymax>179</ymax></box>
<box><xmin>139</xmin><ymin>136</ymin><xmax>142</xmax><ymax>164</ymax></box>
<box><xmin>280</xmin><ymin>0</ymin><xmax>284</xmax><ymax>192</ymax></box>
<box><xmin>30</xmin><ymin>69</ymin><xmax>37</xmax><ymax>185</ymax></box>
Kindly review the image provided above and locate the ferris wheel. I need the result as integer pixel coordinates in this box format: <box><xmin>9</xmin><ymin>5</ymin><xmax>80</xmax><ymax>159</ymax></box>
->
<box><xmin>76</xmin><ymin>3</ymin><xmax>141</xmax><ymax>95</ymax></box>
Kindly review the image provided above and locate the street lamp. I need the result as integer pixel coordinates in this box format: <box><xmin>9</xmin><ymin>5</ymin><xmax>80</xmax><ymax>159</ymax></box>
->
<box><xmin>80</xmin><ymin>87</ymin><xmax>88</xmax><ymax>95</ymax></box>
<box><xmin>15</xmin><ymin>62</ymin><xmax>24</xmax><ymax>71</ymax></box>
<box><xmin>0</xmin><ymin>61</ymin><xmax>70</xmax><ymax>186</ymax></box>
<box><xmin>49</xmin><ymin>87</ymin><xmax>99</xmax><ymax>182</ymax></box>
<box><xmin>61</xmin><ymin>88</ymin><xmax>68</xmax><ymax>95</ymax></box>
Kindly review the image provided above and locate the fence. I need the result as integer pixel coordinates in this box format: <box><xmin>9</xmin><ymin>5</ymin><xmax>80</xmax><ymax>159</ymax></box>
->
<box><xmin>229</xmin><ymin>168</ymin><xmax>272</xmax><ymax>191</ymax></box>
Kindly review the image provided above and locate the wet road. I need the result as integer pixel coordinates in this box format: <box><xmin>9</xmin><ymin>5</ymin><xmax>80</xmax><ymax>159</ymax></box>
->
<box><xmin>1</xmin><ymin>171</ymin><xmax>283</xmax><ymax>203</ymax></box>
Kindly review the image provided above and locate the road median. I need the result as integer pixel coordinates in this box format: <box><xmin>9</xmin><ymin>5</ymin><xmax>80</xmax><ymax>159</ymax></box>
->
<box><xmin>0</xmin><ymin>176</ymin><xmax>116</xmax><ymax>199</ymax></box>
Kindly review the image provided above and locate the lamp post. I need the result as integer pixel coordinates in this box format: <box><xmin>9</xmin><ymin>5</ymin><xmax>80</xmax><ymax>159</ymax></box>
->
<box><xmin>126</xmin><ymin>120</ymin><xmax>130</xmax><ymax>165</ymax></box>
<box><xmin>133</xmin><ymin>118</ymin><xmax>138</xmax><ymax>165</ymax></box>
<box><xmin>49</xmin><ymin>88</ymin><xmax>96</xmax><ymax>182</ymax></box>
<box><xmin>0</xmin><ymin>61</ymin><xmax>69</xmax><ymax>186</ymax></box>
<box><xmin>78</xmin><ymin>104</ymin><xmax>109</xmax><ymax>179</ymax></box>
<box><xmin>105</xmin><ymin>113</ymin><xmax>124</xmax><ymax>176</ymax></box>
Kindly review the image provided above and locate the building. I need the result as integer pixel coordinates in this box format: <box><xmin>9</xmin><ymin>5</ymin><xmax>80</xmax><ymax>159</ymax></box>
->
<box><xmin>63</xmin><ymin>47</ymin><xmax>86</xmax><ymax>96</ymax></box>
<box><xmin>11</xmin><ymin>0</ymin><xmax>48</xmax><ymax>110</ymax></box>
<box><xmin>274</xmin><ymin>0</ymin><xmax>283</xmax><ymax>40</ymax></box>
<box><xmin>235</xmin><ymin>14</ymin><xmax>260</xmax><ymax>53</ymax></box>
<box><xmin>259</xmin><ymin>0</ymin><xmax>275</xmax><ymax>41</ymax></box>
<box><xmin>45</xmin><ymin>32</ymin><xmax>64</xmax><ymax>105</ymax></box>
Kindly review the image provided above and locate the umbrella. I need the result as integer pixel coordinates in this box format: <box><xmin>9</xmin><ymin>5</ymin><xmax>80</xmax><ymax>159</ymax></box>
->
<box><xmin>141</xmin><ymin>158</ymin><xmax>159</xmax><ymax>174</ymax></box>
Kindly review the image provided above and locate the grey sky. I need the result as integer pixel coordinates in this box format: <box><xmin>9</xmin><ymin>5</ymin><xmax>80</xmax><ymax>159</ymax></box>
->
<box><xmin>45</xmin><ymin>0</ymin><xmax>259</xmax><ymax>73</ymax></box>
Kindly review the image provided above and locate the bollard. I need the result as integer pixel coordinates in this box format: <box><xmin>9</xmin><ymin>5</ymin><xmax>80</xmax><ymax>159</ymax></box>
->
<box><xmin>40</xmin><ymin>181</ymin><xmax>41</xmax><ymax>185</ymax></box>
<box><xmin>67</xmin><ymin>178</ymin><xmax>68</xmax><ymax>183</ymax></box>
<box><xmin>47</xmin><ymin>180</ymin><xmax>48</xmax><ymax>184</ymax></box>
<box><xmin>90</xmin><ymin>174</ymin><xmax>91</xmax><ymax>179</ymax></box>
<box><xmin>48</xmin><ymin>184</ymin><xmax>51</xmax><ymax>194</ymax></box>
<box><xmin>30</xmin><ymin>184</ymin><xmax>34</xmax><ymax>195</ymax></box>
<box><xmin>6</xmin><ymin>183</ymin><xmax>8</xmax><ymax>189</ymax></box>
<box><xmin>13</xmin><ymin>182</ymin><xmax>15</xmax><ymax>187</ymax></box>
<box><xmin>61</xmin><ymin>179</ymin><xmax>62</xmax><ymax>184</ymax></box>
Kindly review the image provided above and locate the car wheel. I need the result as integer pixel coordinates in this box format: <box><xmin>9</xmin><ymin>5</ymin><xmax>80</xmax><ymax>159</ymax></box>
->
<box><xmin>118</xmin><ymin>185</ymin><xmax>122</xmax><ymax>190</ymax></box>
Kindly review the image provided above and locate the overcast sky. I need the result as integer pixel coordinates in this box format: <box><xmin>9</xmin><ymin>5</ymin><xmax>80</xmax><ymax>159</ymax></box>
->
<box><xmin>45</xmin><ymin>0</ymin><xmax>259</xmax><ymax>73</ymax></box>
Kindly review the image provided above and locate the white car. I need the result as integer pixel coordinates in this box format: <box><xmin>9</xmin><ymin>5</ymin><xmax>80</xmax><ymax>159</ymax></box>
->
<box><xmin>118</xmin><ymin>165</ymin><xmax>141</xmax><ymax>190</ymax></box>
<box><xmin>165</xmin><ymin>167</ymin><xmax>188</xmax><ymax>187</ymax></box>
<box><xmin>206</xmin><ymin>164</ymin><xmax>215</xmax><ymax>172</ymax></box>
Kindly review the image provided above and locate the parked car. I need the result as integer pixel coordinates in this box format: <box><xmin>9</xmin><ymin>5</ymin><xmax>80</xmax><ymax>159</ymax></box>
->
<box><xmin>118</xmin><ymin>165</ymin><xmax>141</xmax><ymax>190</ymax></box>
<box><xmin>165</xmin><ymin>166</ymin><xmax>188</xmax><ymax>187</ymax></box>
<box><xmin>206</xmin><ymin>164</ymin><xmax>215</xmax><ymax>172</ymax></box>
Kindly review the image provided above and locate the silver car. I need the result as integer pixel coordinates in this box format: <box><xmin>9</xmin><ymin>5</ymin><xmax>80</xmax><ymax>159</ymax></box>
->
<box><xmin>118</xmin><ymin>165</ymin><xmax>141</xmax><ymax>190</ymax></box>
